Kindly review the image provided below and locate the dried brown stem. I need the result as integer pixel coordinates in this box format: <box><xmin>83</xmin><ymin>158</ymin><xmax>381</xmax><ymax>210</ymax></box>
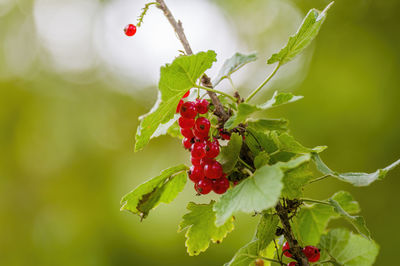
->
<box><xmin>156</xmin><ymin>0</ymin><xmax>230</xmax><ymax>122</ymax></box>
<box><xmin>275</xmin><ymin>201</ymin><xmax>309</xmax><ymax>266</ymax></box>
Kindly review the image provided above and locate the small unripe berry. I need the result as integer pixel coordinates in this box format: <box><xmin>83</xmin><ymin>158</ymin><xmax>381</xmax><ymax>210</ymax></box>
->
<box><xmin>180</xmin><ymin>101</ymin><xmax>197</xmax><ymax>119</ymax></box>
<box><xmin>195</xmin><ymin>99</ymin><xmax>209</xmax><ymax>114</ymax></box>
<box><xmin>212</xmin><ymin>177</ymin><xmax>229</xmax><ymax>194</ymax></box>
<box><xmin>204</xmin><ymin>160</ymin><xmax>223</xmax><ymax>179</ymax></box>
<box><xmin>255</xmin><ymin>259</ymin><xmax>264</xmax><ymax>266</ymax></box>
<box><xmin>176</xmin><ymin>99</ymin><xmax>184</xmax><ymax>113</ymax></box>
<box><xmin>178</xmin><ymin>117</ymin><xmax>195</xmax><ymax>129</ymax></box>
<box><xmin>188</xmin><ymin>166</ymin><xmax>204</xmax><ymax>182</ymax></box>
<box><xmin>205</xmin><ymin>140</ymin><xmax>220</xmax><ymax>158</ymax></box>
<box><xmin>195</xmin><ymin>178</ymin><xmax>212</xmax><ymax>194</ymax></box>
<box><xmin>181</xmin><ymin>128</ymin><xmax>194</xmax><ymax>138</ymax></box>
<box><xmin>283</xmin><ymin>242</ymin><xmax>292</xmax><ymax>258</ymax></box>
<box><xmin>195</xmin><ymin>117</ymin><xmax>211</xmax><ymax>134</ymax></box>
<box><xmin>191</xmin><ymin>142</ymin><xmax>206</xmax><ymax>159</ymax></box>
<box><xmin>124</xmin><ymin>24</ymin><xmax>137</xmax><ymax>36</ymax></box>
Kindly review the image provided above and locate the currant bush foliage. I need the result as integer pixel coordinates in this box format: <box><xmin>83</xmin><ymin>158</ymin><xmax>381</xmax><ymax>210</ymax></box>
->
<box><xmin>122</xmin><ymin>2</ymin><xmax>399</xmax><ymax>265</ymax></box>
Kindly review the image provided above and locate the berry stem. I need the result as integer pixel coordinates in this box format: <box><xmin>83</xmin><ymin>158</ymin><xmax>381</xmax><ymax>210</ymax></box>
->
<box><xmin>238</xmin><ymin>157</ymin><xmax>255</xmax><ymax>171</ymax></box>
<box><xmin>308</xmin><ymin>174</ymin><xmax>332</xmax><ymax>184</ymax></box>
<box><xmin>195</xmin><ymin>85</ymin><xmax>236</xmax><ymax>102</ymax></box>
<box><xmin>301</xmin><ymin>198</ymin><xmax>331</xmax><ymax>206</ymax></box>
<box><xmin>155</xmin><ymin>0</ymin><xmax>231</xmax><ymax>122</ymax></box>
<box><xmin>245</xmin><ymin>62</ymin><xmax>281</xmax><ymax>103</ymax></box>
<box><xmin>275</xmin><ymin>201</ymin><xmax>310</xmax><ymax>266</ymax></box>
<box><xmin>137</xmin><ymin>2</ymin><xmax>160</xmax><ymax>27</ymax></box>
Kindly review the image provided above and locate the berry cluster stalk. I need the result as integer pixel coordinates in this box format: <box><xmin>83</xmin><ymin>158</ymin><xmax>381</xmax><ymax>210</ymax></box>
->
<box><xmin>154</xmin><ymin>1</ymin><xmax>310</xmax><ymax>265</ymax></box>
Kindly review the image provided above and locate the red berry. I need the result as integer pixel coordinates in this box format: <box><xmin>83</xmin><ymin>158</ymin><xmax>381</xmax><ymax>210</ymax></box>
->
<box><xmin>283</xmin><ymin>242</ymin><xmax>292</xmax><ymax>258</ymax></box>
<box><xmin>195</xmin><ymin>178</ymin><xmax>213</xmax><ymax>194</ymax></box>
<box><xmin>178</xmin><ymin>117</ymin><xmax>195</xmax><ymax>129</ymax></box>
<box><xmin>212</xmin><ymin>177</ymin><xmax>230</xmax><ymax>194</ymax></box>
<box><xmin>205</xmin><ymin>140</ymin><xmax>220</xmax><ymax>158</ymax></box>
<box><xmin>287</xmin><ymin>262</ymin><xmax>297</xmax><ymax>266</ymax></box>
<box><xmin>188</xmin><ymin>166</ymin><xmax>204</xmax><ymax>182</ymax></box>
<box><xmin>204</xmin><ymin>160</ymin><xmax>223</xmax><ymax>179</ymax></box>
<box><xmin>176</xmin><ymin>99</ymin><xmax>184</xmax><ymax>113</ymax></box>
<box><xmin>191</xmin><ymin>142</ymin><xmax>206</xmax><ymax>159</ymax></box>
<box><xmin>195</xmin><ymin>117</ymin><xmax>210</xmax><ymax>134</ymax></box>
<box><xmin>181</xmin><ymin>128</ymin><xmax>194</xmax><ymax>138</ymax></box>
<box><xmin>219</xmin><ymin>128</ymin><xmax>231</xmax><ymax>140</ymax></box>
<box><xmin>180</xmin><ymin>101</ymin><xmax>197</xmax><ymax>119</ymax></box>
<box><xmin>200</xmin><ymin>157</ymin><xmax>214</xmax><ymax>167</ymax></box>
<box><xmin>193</xmin><ymin>128</ymin><xmax>209</xmax><ymax>140</ymax></box>
<box><xmin>195</xmin><ymin>99</ymin><xmax>209</xmax><ymax>114</ymax></box>
<box><xmin>182</xmin><ymin>137</ymin><xmax>193</xmax><ymax>149</ymax></box>
<box><xmin>302</xmin><ymin>246</ymin><xmax>320</xmax><ymax>262</ymax></box>
<box><xmin>124</xmin><ymin>24</ymin><xmax>137</xmax><ymax>36</ymax></box>
<box><xmin>183</xmin><ymin>90</ymin><xmax>190</xmax><ymax>98</ymax></box>
<box><xmin>191</xmin><ymin>156</ymin><xmax>201</xmax><ymax>166</ymax></box>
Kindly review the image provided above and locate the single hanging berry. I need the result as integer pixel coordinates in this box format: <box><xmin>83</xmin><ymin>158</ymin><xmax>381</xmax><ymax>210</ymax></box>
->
<box><xmin>212</xmin><ymin>176</ymin><xmax>229</xmax><ymax>194</ymax></box>
<box><xmin>180</xmin><ymin>101</ymin><xmax>197</xmax><ymax>119</ymax></box>
<box><xmin>204</xmin><ymin>160</ymin><xmax>223</xmax><ymax>179</ymax></box>
<box><xmin>124</xmin><ymin>24</ymin><xmax>137</xmax><ymax>36</ymax></box>
<box><xmin>195</xmin><ymin>99</ymin><xmax>209</xmax><ymax>114</ymax></box>
<box><xmin>195</xmin><ymin>178</ymin><xmax>212</xmax><ymax>194</ymax></box>
<box><xmin>302</xmin><ymin>246</ymin><xmax>320</xmax><ymax>262</ymax></box>
<box><xmin>283</xmin><ymin>242</ymin><xmax>292</xmax><ymax>258</ymax></box>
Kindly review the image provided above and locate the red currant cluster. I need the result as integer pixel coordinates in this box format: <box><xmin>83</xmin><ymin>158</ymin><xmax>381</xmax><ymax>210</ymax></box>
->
<box><xmin>176</xmin><ymin>92</ymin><xmax>230</xmax><ymax>195</ymax></box>
<box><xmin>283</xmin><ymin>242</ymin><xmax>320</xmax><ymax>265</ymax></box>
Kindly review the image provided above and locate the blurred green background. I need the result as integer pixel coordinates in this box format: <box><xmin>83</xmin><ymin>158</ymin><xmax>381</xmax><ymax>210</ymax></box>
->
<box><xmin>1</xmin><ymin>0</ymin><xmax>399</xmax><ymax>265</ymax></box>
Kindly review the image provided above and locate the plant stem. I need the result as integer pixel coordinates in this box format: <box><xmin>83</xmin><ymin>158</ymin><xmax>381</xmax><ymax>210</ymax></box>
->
<box><xmin>246</xmin><ymin>63</ymin><xmax>281</xmax><ymax>103</ymax></box>
<box><xmin>238</xmin><ymin>157</ymin><xmax>255</xmax><ymax>171</ymax></box>
<box><xmin>195</xmin><ymin>85</ymin><xmax>236</xmax><ymax>102</ymax></box>
<box><xmin>155</xmin><ymin>0</ymin><xmax>230</xmax><ymax>122</ymax></box>
<box><xmin>308</xmin><ymin>174</ymin><xmax>332</xmax><ymax>184</ymax></box>
<box><xmin>301</xmin><ymin>198</ymin><xmax>331</xmax><ymax>206</ymax></box>
<box><xmin>275</xmin><ymin>201</ymin><xmax>310</xmax><ymax>266</ymax></box>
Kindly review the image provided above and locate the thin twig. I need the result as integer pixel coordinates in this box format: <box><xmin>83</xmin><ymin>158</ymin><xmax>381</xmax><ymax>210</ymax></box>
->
<box><xmin>155</xmin><ymin>0</ymin><xmax>230</xmax><ymax>123</ymax></box>
<box><xmin>308</xmin><ymin>174</ymin><xmax>332</xmax><ymax>184</ymax></box>
<box><xmin>246</xmin><ymin>62</ymin><xmax>281</xmax><ymax>103</ymax></box>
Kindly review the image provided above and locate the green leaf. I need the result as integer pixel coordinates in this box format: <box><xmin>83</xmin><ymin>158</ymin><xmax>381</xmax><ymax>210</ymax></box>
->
<box><xmin>179</xmin><ymin>201</ymin><xmax>234</xmax><ymax>256</ymax></box>
<box><xmin>225</xmin><ymin>91</ymin><xmax>303</xmax><ymax>130</ymax></box>
<box><xmin>214</xmin><ymin>164</ymin><xmax>284</xmax><ymax>226</ymax></box>
<box><xmin>213</xmin><ymin>52</ymin><xmax>258</xmax><ymax>86</ymax></box>
<box><xmin>217</xmin><ymin>133</ymin><xmax>243</xmax><ymax>173</ymax></box>
<box><xmin>293</xmin><ymin>191</ymin><xmax>361</xmax><ymax>245</ymax></box>
<box><xmin>214</xmin><ymin>155</ymin><xmax>309</xmax><ymax>226</ymax></box>
<box><xmin>225</xmin><ymin>214</ymin><xmax>278</xmax><ymax>266</ymax></box>
<box><xmin>328</xmin><ymin>198</ymin><xmax>370</xmax><ymax>239</ymax></box>
<box><xmin>247</xmin><ymin>118</ymin><xmax>289</xmax><ymax>132</ymax></box>
<box><xmin>254</xmin><ymin>151</ymin><xmax>270</xmax><ymax>169</ymax></box>
<box><xmin>135</xmin><ymin>50</ymin><xmax>217</xmax><ymax>151</ymax></box>
<box><xmin>245</xmin><ymin>128</ymin><xmax>278</xmax><ymax>156</ymax></box>
<box><xmin>273</xmin><ymin>132</ymin><xmax>327</xmax><ymax>154</ymax></box>
<box><xmin>120</xmin><ymin>165</ymin><xmax>188</xmax><ymax>219</ymax></box>
<box><xmin>313</xmin><ymin>154</ymin><xmax>400</xmax><ymax>186</ymax></box>
<box><xmin>267</xmin><ymin>2</ymin><xmax>333</xmax><ymax>65</ymax></box>
<box><xmin>319</xmin><ymin>229</ymin><xmax>379</xmax><ymax>266</ymax></box>
<box><xmin>151</xmin><ymin>114</ymin><xmax>180</xmax><ymax>139</ymax></box>
<box><xmin>281</xmin><ymin>162</ymin><xmax>313</xmax><ymax>199</ymax></box>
